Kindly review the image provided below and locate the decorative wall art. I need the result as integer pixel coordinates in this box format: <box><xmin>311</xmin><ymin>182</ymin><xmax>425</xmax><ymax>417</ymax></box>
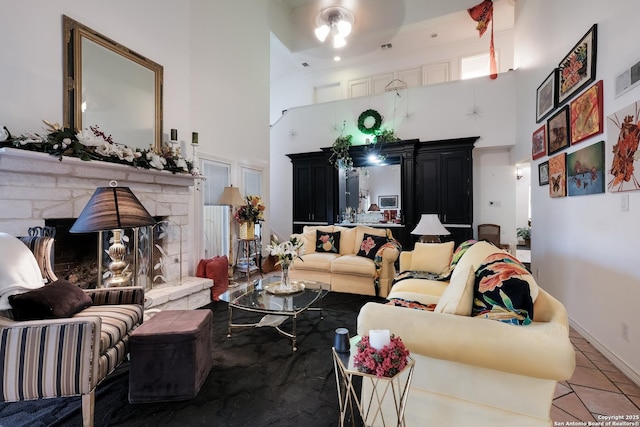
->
<box><xmin>532</xmin><ymin>125</ymin><xmax>547</xmax><ymax>160</ymax></box>
<box><xmin>378</xmin><ymin>195</ymin><xmax>398</xmax><ymax>209</ymax></box>
<box><xmin>557</xmin><ymin>24</ymin><xmax>597</xmax><ymax>106</ymax></box>
<box><xmin>549</xmin><ymin>153</ymin><xmax>567</xmax><ymax>198</ymax></box>
<box><xmin>570</xmin><ymin>80</ymin><xmax>603</xmax><ymax>145</ymax></box>
<box><xmin>606</xmin><ymin>101</ymin><xmax>640</xmax><ymax>192</ymax></box>
<box><xmin>567</xmin><ymin>141</ymin><xmax>605</xmax><ymax>196</ymax></box>
<box><xmin>536</xmin><ymin>69</ymin><xmax>557</xmax><ymax>123</ymax></box>
<box><xmin>538</xmin><ymin>161</ymin><xmax>549</xmax><ymax>186</ymax></box>
<box><xmin>547</xmin><ymin>106</ymin><xmax>570</xmax><ymax>155</ymax></box>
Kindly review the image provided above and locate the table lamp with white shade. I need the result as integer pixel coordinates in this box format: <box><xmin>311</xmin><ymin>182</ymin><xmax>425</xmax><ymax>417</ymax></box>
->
<box><xmin>217</xmin><ymin>185</ymin><xmax>245</xmax><ymax>280</ymax></box>
<box><xmin>411</xmin><ymin>214</ymin><xmax>450</xmax><ymax>243</ymax></box>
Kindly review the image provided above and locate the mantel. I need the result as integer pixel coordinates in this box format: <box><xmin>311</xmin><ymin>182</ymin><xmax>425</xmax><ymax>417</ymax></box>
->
<box><xmin>0</xmin><ymin>147</ymin><xmax>198</xmax><ymax>188</ymax></box>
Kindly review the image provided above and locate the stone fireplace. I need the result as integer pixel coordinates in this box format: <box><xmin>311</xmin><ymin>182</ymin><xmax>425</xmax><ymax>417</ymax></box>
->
<box><xmin>0</xmin><ymin>147</ymin><xmax>212</xmax><ymax>310</ymax></box>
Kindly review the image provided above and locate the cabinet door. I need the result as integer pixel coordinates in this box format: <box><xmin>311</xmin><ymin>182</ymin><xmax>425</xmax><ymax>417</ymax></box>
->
<box><xmin>293</xmin><ymin>161</ymin><xmax>332</xmax><ymax>223</ymax></box>
<box><xmin>416</xmin><ymin>153</ymin><xmax>441</xmax><ymax>216</ymax></box>
<box><xmin>293</xmin><ymin>163</ymin><xmax>313</xmax><ymax>222</ymax></box>
<box><xmin>311</xmin><ymin>163</ymin><xmax>329</xmax><ymax>222</ymax></box>
<box><xmin>441</xmin><ymin>151</ymin><xmax>472</xmax><ymax>225</ymax></box>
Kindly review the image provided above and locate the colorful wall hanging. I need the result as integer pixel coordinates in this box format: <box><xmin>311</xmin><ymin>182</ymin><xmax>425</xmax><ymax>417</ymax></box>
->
<box><xmin>607</xmin><ymin>101</ymin><xmax>640</xmax><ymax>192</ymax></box>
<box><xmin>567</xmin><ymin>141</ymin><xmax>605</xmax><ymax>196</ymax></box>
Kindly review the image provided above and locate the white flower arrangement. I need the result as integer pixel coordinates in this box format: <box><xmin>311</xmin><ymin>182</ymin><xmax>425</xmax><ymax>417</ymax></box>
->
<box><xmin>267</xmin><ymin>237</ymin><xmax>305</xmax><ymax>268</ymax></box>
<box><xmin>2</xmin><ymin>120</ymin><xmax>194</xmax><ymax>175</ymax></box>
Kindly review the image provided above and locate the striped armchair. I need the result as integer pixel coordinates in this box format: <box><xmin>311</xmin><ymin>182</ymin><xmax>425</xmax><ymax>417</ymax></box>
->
<box><xmin>0</xmin><ymin>235</ymin><xmax>145</xmax><ymax>427</ymax></box>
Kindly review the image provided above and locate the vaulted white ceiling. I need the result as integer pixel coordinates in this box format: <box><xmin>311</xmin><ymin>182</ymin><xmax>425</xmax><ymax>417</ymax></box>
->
<box><xmin>269</xmin><ymin>0</ymin><xmax>515</xmax><ymax>80</ymax></box>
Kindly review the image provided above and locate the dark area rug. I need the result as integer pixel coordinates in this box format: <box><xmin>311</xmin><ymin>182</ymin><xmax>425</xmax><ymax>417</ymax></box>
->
<box><xmin>0</xmin><ymin>291</ymin><xmax>384</xmax><ymax>427</ymax></box>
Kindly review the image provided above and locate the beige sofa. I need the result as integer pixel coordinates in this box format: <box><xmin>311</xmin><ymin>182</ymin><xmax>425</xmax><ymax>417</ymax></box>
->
<box><xmin>289</xmin><ymin>225</ymin><xmax>400</xmax><ymax>297</ymax></box>
<box><xmin>357</xmin><ymin>240</ymin><xmax>576</xmax><ymax>427</ymax></box>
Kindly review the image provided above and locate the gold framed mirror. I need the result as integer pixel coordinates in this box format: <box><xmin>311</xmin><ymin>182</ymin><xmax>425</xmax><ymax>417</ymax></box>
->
<box><xmin>63</xmin><ymin>15</ymin><xmax>163</xmax><ymax>151</ymax></box>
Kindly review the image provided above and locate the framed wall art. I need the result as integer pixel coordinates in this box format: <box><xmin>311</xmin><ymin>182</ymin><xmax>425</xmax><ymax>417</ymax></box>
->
<box><xmin>570</xmin><ymin>80</ymin><xmax>603</xmax><ymax>145</ymax></box>
<box><xmin>557</xmin><ymin>24</ymin><xmax>598</xmax><ymax>106</ymax></box>
<box><xmin>538</xmin><ymin>161</ymin><xmax>549</xmax><ymax>186</ymax></box>
<box><xmin>606</xmin><ymin>101</ymin><xmax>640</xmax><ymax>192</ymax></box>
<box><xmin>567</xmin><ymin>141</ymin><xmax>605</xmax><ymax>196</ymax></box>
<box><xmin>378</xmin><ymin>195</ymin><xmax>398</xmax><ymax>209</ymax></box>
<box><xmin>532</xmin><ymin>125</ymin><xmax>547</xmax><ymax>160</ymax></box>
<box><xmin>549</xmin><ymin>153</ymin><xmax>567</xmax><ymax>198</ymax></box>
<box><xmin>547</xmin><ymin>106</ymin><xmax>570</xmax><ymax>155</ymax></box>
<box><xmin>536</xmin><ymin>69</ymin><xmax>557</xmax><ymax>123</ymax></box>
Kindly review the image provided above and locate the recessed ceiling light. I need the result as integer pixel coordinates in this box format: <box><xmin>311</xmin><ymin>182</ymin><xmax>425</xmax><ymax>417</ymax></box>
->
<box><xmin>334</xmin><ymin>56</ymin><xmax>341</xmax><ymax>62</ymax></box>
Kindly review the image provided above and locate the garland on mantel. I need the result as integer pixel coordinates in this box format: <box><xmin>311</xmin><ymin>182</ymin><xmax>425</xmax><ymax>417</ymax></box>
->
<box><xmin>0</xmin><ymin>120</ymin><xmax>196</xmax><ymax>175</ymax></box>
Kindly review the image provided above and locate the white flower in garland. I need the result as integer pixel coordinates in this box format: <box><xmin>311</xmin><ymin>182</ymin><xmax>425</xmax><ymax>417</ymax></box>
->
<box><xmin>176</xmin><ymin>157</ymin><xmax>189</xmax><ymax>172</ymax></box>
<box><xmin>76</xmin><ymin>129</ymin><xmax>104</xmax><ymax>147</ymax></box>
<box><xmin>147</xmin><ymin>152</ymin><xmax>167</xmax><ymax>170</ymax></box>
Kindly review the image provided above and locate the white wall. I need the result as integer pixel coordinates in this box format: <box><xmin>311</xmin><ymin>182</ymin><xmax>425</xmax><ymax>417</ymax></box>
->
<box><xmin>514</xmin><ymin>0</ymin><xmax>640</xmax><ymax>383</ymax></box>
<box><xmin>270</xmin><ymin>29</ymin><xmax>515</xmax><ymax>125</ymax></box>
<box><xmin>270</xmin><ymin>72</ymin><xmax>519</xmax><ymax>243</ymax></box>
<box><xmin>0</xmin><ymin>0</ymin><xmax>271</xmax><ymax>273</ymax></box>
<box><xmin>473</xmin><ymin>147</ymin><xmax>518</xmax><ymax>249</ymax></box>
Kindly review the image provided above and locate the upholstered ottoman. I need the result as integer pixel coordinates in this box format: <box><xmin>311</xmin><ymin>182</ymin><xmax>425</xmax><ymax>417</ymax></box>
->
<box><xmin>128</xmin><ymin>309</ymin><xmax>213</xmax><ymax>403</ymax></box>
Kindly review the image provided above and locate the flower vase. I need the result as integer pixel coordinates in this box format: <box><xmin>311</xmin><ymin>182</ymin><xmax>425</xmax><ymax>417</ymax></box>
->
<box><xmin>280</xmin><ymin>263</ymin><xmax>291</xmax><ymax>290</ymax></box>
<box><xmin>239</xmin><ymin>221</ymin><xmax>255</xmax><ymax>240</ymax></box>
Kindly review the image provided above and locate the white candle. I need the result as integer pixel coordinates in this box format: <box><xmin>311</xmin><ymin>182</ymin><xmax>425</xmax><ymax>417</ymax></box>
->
<box><xmin>369</xmin><ymin>329</ymin><xmax>390</xmax><ymax>351</ymax></box>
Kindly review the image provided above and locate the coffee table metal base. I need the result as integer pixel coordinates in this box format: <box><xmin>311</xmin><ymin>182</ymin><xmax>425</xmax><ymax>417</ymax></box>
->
<box><xmin>227</xmin><ymin>306</ymin><xmax>323</xmax><ymax>352</ymax></box>
<box><xmin>225</xmin><ymin>277</ymin><xmax>329</xmax><ymax>352</ymax></box>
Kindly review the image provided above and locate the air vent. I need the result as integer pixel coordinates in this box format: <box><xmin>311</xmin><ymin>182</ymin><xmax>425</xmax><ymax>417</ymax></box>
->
<box><xmin>301</xmin><ymin>62</ymin><xmax>310</xmax><ymax>67</ymax></box>
<box><xmin>381</xmin><ymin>43</ymin><xmax>392</xmax><ymax>50</ymax></box>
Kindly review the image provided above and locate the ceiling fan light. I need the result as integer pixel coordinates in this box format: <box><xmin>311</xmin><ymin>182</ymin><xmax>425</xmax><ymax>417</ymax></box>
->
<box><xmin>336</xmin><ymin>20</ymin><xmax>351</xmax><ymax>38</ymax></box>
<box><xmin>333</xmin><ymin>34</ymin><xmax>346</xmax><ymax>48</ymax></box>
<box><xmin>315</xmin><ymin>24</ymin><xmax>330</xmax><ymax>42</ymax></box>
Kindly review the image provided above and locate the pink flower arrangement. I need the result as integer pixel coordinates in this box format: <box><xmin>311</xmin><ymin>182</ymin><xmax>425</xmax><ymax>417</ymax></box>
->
<box><xmin>353</xmin><ymin>334</ymin><xmax>410</xmax><ymax>378</ymax></box>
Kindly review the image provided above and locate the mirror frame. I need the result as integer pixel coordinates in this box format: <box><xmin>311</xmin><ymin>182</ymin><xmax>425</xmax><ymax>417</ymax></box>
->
<box><xmin>62</xmin><ymin>15</ymin><xmax>163</xmax><ymax>151</ymax></box>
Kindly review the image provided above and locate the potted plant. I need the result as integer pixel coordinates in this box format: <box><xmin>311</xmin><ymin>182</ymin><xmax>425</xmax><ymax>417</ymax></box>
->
<box><xmin>329</xmin><ymin>134</ymin><xmax>353</xmax><ymax>169</ymax></box>
<box><xmin>516</xmin><ymin>226</ymin><xmax>531</xmax><ymax>248</ymax></box>
<box><xmin>374</xmin><ymin>128</ymin><xmax>400</xmax><ymax>144</ymax></box>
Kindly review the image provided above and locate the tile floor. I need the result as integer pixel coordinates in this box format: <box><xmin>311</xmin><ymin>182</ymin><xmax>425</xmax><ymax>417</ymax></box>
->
<box><xmin>551</xmin><ymin>327</ymin><xmax>640</xmax><ymax>424</ymax></box>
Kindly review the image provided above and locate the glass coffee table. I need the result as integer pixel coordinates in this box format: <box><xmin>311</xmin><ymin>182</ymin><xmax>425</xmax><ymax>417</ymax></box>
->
<box><xmin>224</xmin><ymin>276</ymin><xmax>329</xmax><ymax>351</ymax></box>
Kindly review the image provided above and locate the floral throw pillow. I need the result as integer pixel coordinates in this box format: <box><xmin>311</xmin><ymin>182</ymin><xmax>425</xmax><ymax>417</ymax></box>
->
<box><xmin>357</xmin><ymin>233</ymin><xmax>387</xmax><ymax>260</ymax></box>
<box><xmin>316</xmin><ymin>231</ymin><xmax>340</xmax><ymax>253</ymax></box>
<box><xmin>472</xmin><ymin>253</ymin><xmax>534</xmax><ymax>325</ymax></box>
<box><xmin>441</xmin><ymin>239</ymin><xmax>477</xmax><ymax>279</ymax></box>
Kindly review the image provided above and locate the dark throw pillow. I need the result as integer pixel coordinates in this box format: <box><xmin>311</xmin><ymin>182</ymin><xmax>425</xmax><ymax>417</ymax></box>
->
<box><xmin>8</xmin><ymin>279</ymin><xmax>92</xmax><ymax>321</ymax></box>
<box><xmin>471</xmin><ymin>253</ymin><xmax>534</xmax><ymax>325</ymax></box>
<box><xmin>316</xmin><ymin>230</ymin><xmax>340</xmax><ymax>253</ymax></box>
<box><xmin>357</xmin><ymin>233</ymin><xmax>387</xmax><ymax>260</ymax></box>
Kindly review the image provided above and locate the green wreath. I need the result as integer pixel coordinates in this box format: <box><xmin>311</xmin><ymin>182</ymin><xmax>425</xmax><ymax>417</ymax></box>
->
<box><xmin>357</xmin><ymin>109</ymin><xmax>383</xmax><ymax>134</ymax></box>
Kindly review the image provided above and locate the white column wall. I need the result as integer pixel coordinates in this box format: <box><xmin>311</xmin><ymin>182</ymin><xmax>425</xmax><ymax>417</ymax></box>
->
<box><xmin>513</xmin><ymin>0</ymin><xmax>640</xmax><ymax>383</ymax></box>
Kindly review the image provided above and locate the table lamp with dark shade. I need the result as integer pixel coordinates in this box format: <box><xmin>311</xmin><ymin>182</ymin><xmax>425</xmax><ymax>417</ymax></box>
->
<box><xmin>70</xmin><ymin>182</ymin><xmax>156</xmax><ymax>287</ymax></box>
<box><xmin>411</xmin><ymin>214</ymin><xmax>450</xmax><ymax>243</ymax></box>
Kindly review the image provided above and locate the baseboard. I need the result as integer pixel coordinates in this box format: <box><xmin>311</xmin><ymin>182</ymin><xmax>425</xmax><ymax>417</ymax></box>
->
<box><xmin>569</xmin><ymin>319</ymin><xmax>640</xmax><ymax>387</ymax></box>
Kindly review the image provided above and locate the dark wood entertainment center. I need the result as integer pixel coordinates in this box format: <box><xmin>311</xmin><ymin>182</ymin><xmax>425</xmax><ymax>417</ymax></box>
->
<box><xmin>287</xmin><ymin>136</ymin><xmax>477</xmax><ymax>250</ymax></box>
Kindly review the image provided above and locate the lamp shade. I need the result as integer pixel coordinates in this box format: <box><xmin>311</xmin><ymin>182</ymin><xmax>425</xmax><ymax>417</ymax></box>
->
<box><xmin>70</xmin><ymin>186</ymin><xmax>156</xmax><ymax>233</ymax></box>
<box><xmin>411</xmin><ymin>214</ymin><xmax>450</xmax><ymax>236</ymax></box>
<box><xmin>217</xmin><ymin>185</ymin><xmax>244</xmax><ymax>207</ymax></box>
